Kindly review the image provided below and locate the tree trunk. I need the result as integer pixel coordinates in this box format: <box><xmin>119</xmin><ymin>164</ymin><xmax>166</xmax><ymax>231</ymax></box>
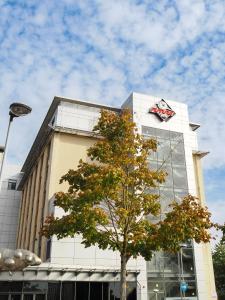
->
<box><xmin>120</xmin><ymin>253</ymin><xmax>128</xmax><ymax>300</ymax></box>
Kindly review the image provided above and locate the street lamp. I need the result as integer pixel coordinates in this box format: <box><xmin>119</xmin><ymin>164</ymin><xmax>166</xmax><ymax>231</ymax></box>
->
<box><xmin>0</xmin><ymin>102</ymin><xmax>32</xmax><ymax>182</ymax></box>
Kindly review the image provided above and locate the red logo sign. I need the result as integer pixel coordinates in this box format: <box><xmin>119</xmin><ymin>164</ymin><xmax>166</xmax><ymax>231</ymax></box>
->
<box><xmin>150</xmin><ymin>99</ymin><xmax>175</xmax><ymax>121</ymax></box>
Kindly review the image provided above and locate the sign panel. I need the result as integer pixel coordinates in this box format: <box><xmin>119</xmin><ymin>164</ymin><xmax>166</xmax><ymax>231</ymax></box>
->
<box><xmin>150</xmin><ymin>99</ymin><xmax>175</xmax><ymax>122</ymax></box>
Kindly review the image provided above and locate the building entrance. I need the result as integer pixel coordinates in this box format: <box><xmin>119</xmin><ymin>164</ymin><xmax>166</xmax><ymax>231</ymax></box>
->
<box><xmin>0</xmin><ymin>281</ymin><xmax>137</xmax><ymax>300</ymax></box>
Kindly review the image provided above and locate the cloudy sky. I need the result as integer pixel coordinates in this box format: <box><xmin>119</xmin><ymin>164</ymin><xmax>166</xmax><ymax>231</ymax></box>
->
<box><xmin>0</xmin><ymin>0</ymin><xmax>224</xmax><ymax>243</ymax></box>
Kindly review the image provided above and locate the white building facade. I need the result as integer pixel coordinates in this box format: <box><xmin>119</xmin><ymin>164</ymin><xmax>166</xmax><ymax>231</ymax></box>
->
<box><xmin>0</xmin><ymin>92</ymin><xmax>217</xmax><ymax>300</ymax></box>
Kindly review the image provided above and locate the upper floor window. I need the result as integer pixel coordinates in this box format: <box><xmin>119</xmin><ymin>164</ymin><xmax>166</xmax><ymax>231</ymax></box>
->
<box><xmin>8</xmin><ymin>179</ymin><xmax>17</xmax><ymax>190</ymax></box>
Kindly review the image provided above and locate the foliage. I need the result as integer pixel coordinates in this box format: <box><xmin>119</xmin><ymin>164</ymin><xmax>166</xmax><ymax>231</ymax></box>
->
<box><xmin>42</xmin><ymin>109</ymin><xmax>213</xmax><ymax>300</ymax></box>
<box><xmin>213</xmin><ymin>241</ymin><xmax>225</xmax><ymax>300</ymax></box>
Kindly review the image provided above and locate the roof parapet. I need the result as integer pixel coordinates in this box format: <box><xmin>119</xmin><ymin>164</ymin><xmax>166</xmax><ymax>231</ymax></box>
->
<box><xmin>189</xmin><ymin>122</ymin><xmax>200</xmax><ymax>131</ymax></box>
<box><xmin>192</xmin><ymin>150</ymin><xmax>209</xmax><ymax>158</ymax></box>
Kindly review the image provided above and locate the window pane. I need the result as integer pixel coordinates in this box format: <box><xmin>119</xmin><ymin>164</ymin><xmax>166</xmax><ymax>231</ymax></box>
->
<box><xmin>182</xmin><ymin>248</ymin><xmax>195</xmax><ymax>275</ymax></box>
<box><xmin>109</xmin><ymin>282</ymin><xmax>120</xmax><ymax>300</ymax></box>
<box><xmin>127</xmin><ymin>282</ymin><xmax>136</xmax><ymax>300</ymax></box>
<box><xmin>76</xmin><ymin>282</ymin><xmax>89</xmax><ymax>300</ymax></box>
<box><xmin>103</xmin><ymin>283</ymin><xmax>109</xmax><ymax>300</ymax></box>
<box><xmin>23</xmin><ymin>295</ymin><xmax>33</xmax><ymax>300</ymax></box>
<box><xmin>8</xmin><ymin>179</ymin><xmax>17</xmax><ymax>190</ymax></box>
<box><xmin>11</xmin><ymin>296</ymin><xmax>21</xmax><ymax>300</ymax></box>
<box><xmin>155</xmin><ymin>129</ymin><xmax>170</xmax><ymax>139</ymax></box>
<box><xmin>157</xmin><ymin>139</ymin><xmax>171</xmax><ymax>163</ymax></box>
<box><xmin>90</xmin><ymin>282</ymin><xmax>102</xmax><ymax>300</ymax></box>
<box><xmin>36</xmin><ymin>295</ymin><xmax>46</xmax><ymax>300</ymax></box>
<box><xmin>170</xmin><ymin>131</ymin><xmax>183</xmax><ymax>141</ymax></box>
<box><xmin>171</xmin><ymin>140</ymin><xmax>185</xmax><ymax>166</ymax></box>
<box><xmin>185</xmin><ymin>281</ymin><xmax>197</xmax><ymax>297</ymax></box>
<box><xmin>165</xmin><ymin>281</ymin><xmax>180</xmax><ymax>297</ymax></box>
<box><xmin>159</xmin><ymin>188</ymin><xmax>174</xmax><ymax>213</ymax></box>
<box><xmin>142</xmin><ymin>126</ymin><xmax>156</xmax><ymax>137</ymax></box>
<box><xmin>160</xmin><ymin>164</ymin><xmax>173</xmax><ymax>188</ymax></box>
<box><xmin>172</xmin><ymin>166</ymin><xmax>188</xmax><ymax>189</ymax></box>
<box><xmin>10</xmin><ymin>281</ymin><xmax>23</xmax><ymax>292</ymax></box>
<box><xmin>0</xmin><ymin>282</ymin><xmax>10</xmax><ymax>292</ymax></box>
<box><xmin>47</xmin><ymin>283</ymin><xmax>60</xmax><ymax>300</ymax></box>
<box><xmin>163</xmin><ymin>253</ymin><xmax>179</xmax><ymax>274</ymax></box>
<box><xmin>23</xmin><ymin>282</ymin><xmax>48</xmax><ymax>293</ymax></box>
<box><xmin>62</xmin><ymin>282</ymin><xmax>74</xmax><ymax>300</ymax></box>
<box><xmin>0</xmin><ymin>295</ymin><xmax>8</xmax><ymax>300</ymax></box>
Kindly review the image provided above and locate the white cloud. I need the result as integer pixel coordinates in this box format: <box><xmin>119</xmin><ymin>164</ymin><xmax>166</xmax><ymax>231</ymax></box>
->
<box><xmin>0</xmin><ymin>1</ymin><xmax>225</xmax><ymax>227</ymax></box>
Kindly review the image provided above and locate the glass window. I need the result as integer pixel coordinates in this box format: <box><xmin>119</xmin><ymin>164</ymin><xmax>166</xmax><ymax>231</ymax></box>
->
<box><xmin>157</xmin><ymin>139</ymin><xmax>171</xmax><ymax>163</ymax></box>
<box><xmin>155</xmin><ymin>129</ymin><xmax>170</xmax><ymax>140</ymax></box>
<box><xmin>23</xmin><ymin>295</ymin><xmax>33</xmax><ymax>300</ymax></box>
<box><xmin>181</xmin><ymin>248</ymin><xmax>195</xmax><ymax>275</ymax></box>
<box><xmin>103</xmin><ymin>283</ymin><xmax>109</xmax><ymax>300</ymax></box>
<box><xmin>109</xmin><ymin>282</ymin><xmax>120</xmax><ymax>300</ymax></box>
<box><xmin>170</xmin><ymin>131</ymin><xmax>183</xmax><ymax>141</ymax></box>
<box><xmin>165</xmin><ymin>281</ymin><xmax>180</xmax><ymax>297</ymax></box>
<box><xmin>127</xmin><ymin>282</ymin><xmax>137</xmax><ymax>300</ymax></box>
<box><xmin>90</xmin><ymin>282</ymin><xmax>102</xmax><ymax>300</ymax></box>
<box><xmin>163</xmin><ymin>253</ymin><xmax>179</xmax><ymax>273</ymax></box>
<box><xmin>0</xmin><ymin>282</ymin><xmax>10</xmax><ymax>292</ymax></box>
<box><xmin>171</xmin><ymin>140</ymin><xmax>185</xmax><ymax>166</ymax></box>
<box><xmin>62</xmin><ymin>282</ymin><xmax>74</xmax><ymax>300</ymax></box>
<box><xmin>174</xmin><ymin>190</ymin><xmax>188</xmax><ymax>203</ymax></box>
<box><xmin>159</xmin><ymin>188</ymin><xmax>174</xmax><ymax>213</ymax></box>
<box><xmin>23</xmin><ymin>282</ymin><xmax>48</xmax><ymax>293</ymax></box>
<box><xmin>7</xmin><ymin>179</ymin><xmax>17</xmax><ymax>190</ymax></box>
<box><xmin>47</xmin><ymin>283</ymin><xmax>60</xmax><ymax>300</ymax></box>
<box><xmin>142</xmin><ymin>126</ymin><xmax>156</xmax><ymax>137</ymax></box>
<box><xmin>11</xmin><ymin>296</ymin><xmax>21</xmax><ymax>300</ymax></box>
<box><xmin>185</xmin><ymin>281</ymin><xmax>197</xmax><ymax>297</ymax></box>
<box><xmin>0</xmin><ymin>296</ymin><xmax>8</xmax><ymax>300</ymax></box>
<box><xmin>159</xmin><ymin>164</ymin><xmax>173</xmax><ymax>188</ymax></box>
<box><xmin>76</xmin><ymin>282</ymin><xmax>89</xmax><ymax>300</ymax></box>
<box><xmin>36</xmin><ymin>296</ymin><xmax>46</xmax><ymax>300</ymax></box>
<box><xmin>172</xmin><ymin>166</ymin><xmax>188</xmax><ymax>189</ymax></box>
<box><xmin>10</xmin><ymin>282</ymin><xmax>23</xmax><ymax>292</ymax></box>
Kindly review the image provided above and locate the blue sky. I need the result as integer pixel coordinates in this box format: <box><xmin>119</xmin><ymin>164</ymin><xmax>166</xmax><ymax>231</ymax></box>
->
<box><xmin>0</xmin><ymin>0</ymin><xmax>225</xmax><ymax>242</ymax></box>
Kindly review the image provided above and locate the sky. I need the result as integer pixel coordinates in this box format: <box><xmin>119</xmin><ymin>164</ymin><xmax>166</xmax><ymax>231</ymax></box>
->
<box><xmin>0</xmin><ymin>0</ymin><xmax>225</xmax><ymax>244</ymax></box>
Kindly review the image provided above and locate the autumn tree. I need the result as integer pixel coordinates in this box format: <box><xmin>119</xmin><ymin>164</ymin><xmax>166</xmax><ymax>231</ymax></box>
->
<box><xmin>213</xmin><ymin>229</ymin><xmax>225</xmax><ymax>299</ymax></box>
<box><xmin>42</xmin><ymin>109</ymin><xmax>213</xmax><ymax>300</ymax></box>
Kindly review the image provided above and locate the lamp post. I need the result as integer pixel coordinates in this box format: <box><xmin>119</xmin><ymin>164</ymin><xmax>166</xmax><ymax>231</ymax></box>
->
<box><xmin>0</xmin><ymin>102</ymin><xmax>32</xmax><ymax>182</ymax></box>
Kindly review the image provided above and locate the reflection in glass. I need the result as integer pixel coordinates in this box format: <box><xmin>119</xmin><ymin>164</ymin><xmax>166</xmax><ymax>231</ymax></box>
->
<box><xmin>171</xmin><ymin>140</ymin><xmax>185</xmax><ymax>166</ymax></box>
<box><xmin>157</xmin><ymin>139</ymin><xmax>171</xmax><ymax>163</ymax></box>
<box><xmin>23</xmin><ymin>282</ymin><xmax>48</xmax><ymax>293</ymax></box>
<box><xmin>181</xmin><ymin>248</ymin><xmax>195</xmax><ymax>275</ymax></box>
<box><xmin>172</xmin><ymin>165</ymin><xmax>188</xmax><ymax>189</ymax></box>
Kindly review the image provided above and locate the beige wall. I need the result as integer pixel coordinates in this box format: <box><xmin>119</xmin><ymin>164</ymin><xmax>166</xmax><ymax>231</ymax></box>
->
<box><xmin>17</xmin><ymin>138</ymin><xmax>52</xmax><ymax>258</ymax></box>
<box><xmin>47</xmin><ymin>132</ymin><xmax>96</xmax><ymax>197</ymax></box>
<box><xmin>193</xmin><ymin>153</ymin><xmax>217</xmax><ymax>300</ymax></box>
<box><xmin>17</xmin><ymin>131</ymin><xmax>96</xmax><ymax>261</ymax></box>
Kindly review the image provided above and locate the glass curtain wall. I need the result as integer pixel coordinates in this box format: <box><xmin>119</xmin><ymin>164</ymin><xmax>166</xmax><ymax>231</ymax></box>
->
<box><xmin>0</xmin><ymin>281</ymin><xmax>137</xmax><ymax>300</ymax></box>
<box><xmin>142</xmin><ymin>126</ymin><xmax>198</xmax><ymax>300</ymax></box>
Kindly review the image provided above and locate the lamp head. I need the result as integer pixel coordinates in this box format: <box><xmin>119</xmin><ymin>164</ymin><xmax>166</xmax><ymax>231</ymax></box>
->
<box><xmin>9</xmin><ymin>102</ymin><xmax>32</xmax><ymax>120</ymax></box>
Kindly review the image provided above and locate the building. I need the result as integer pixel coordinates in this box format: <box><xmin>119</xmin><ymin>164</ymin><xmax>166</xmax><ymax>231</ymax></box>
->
<box><xmin>0</xmin><ymin>92</ymin><xmax>217</xmax><ymax>300</ymax></box>
<box><xmin>0</xmin><ymin>147</ymin><xmax>22</xmax><ymax>249</ymax></box>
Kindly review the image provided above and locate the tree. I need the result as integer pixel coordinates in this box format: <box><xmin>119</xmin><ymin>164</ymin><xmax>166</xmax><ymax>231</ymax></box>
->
<box><xmin>42</xmin><ymin>109</ymin><xmax>213</xmax><ymax>300</ymax></box>
<box><xmin>213</xmin><ymin>241</ymin><xmax>225</xmax><ymax>300</ymax></box>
